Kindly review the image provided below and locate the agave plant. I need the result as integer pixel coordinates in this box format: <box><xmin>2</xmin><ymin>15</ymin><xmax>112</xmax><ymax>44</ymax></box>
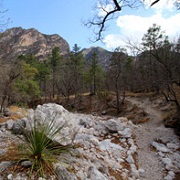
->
<box><xmin>19</xmin><ymin>114</ymin><xmax>71</xmax><ymax>178</ymax></box>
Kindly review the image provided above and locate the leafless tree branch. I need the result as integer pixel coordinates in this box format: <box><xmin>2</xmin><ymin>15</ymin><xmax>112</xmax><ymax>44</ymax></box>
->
<box><xmin>84</xmin><ymin>0</ymin><xmax>179</xmax><ymax>42</ymax></box>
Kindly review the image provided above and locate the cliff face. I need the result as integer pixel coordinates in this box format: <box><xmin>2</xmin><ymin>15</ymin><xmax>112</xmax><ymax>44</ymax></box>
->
<box><xmin>0</xmin><ymin>27</ymin><xmax>70</xmax><ymax>62</ymax></box>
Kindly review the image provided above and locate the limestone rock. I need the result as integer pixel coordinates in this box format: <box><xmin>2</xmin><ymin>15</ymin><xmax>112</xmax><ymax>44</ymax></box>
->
<box><xmin>151</xmin><ymin>141</ymin><xmax>170</xmax><ymax>153</ymax></box>
<box><xmin>87</xmin><ymin>166</ymin><xmax>108</xmax><ymax>180</ymax></box>
<box><xmin>12</xmin><ymin>119</ymin><xmax>27</xmax><ymax>135</ymax></box>
<box><xmin>104</xmin><ymin>119</ymin><xmax>124</xmax><ymax>133</ymax></box>
<box><xmin>3</xmin><ymin>108</ymin><xmax>11</xmax><ymax>117</ymax></box>
<box><xmin>56</xmin><ymin>164</ymin><xmax>77</xmax><ymax>180</ymax></box>
<box><xmin>4</xmin><ymin>119</ymin><xmax>14</xmax><ymax>130</ymax></box>
<box><xmin>0</xmin><ymin>161</ymin><xmax>11</xmax><ymax>173</ymax></box>
<box><xmin>119</xmin><ymin>128</ymin><xmax>132</xmax><ymax>138</ymax></box>
<box><xmin>21</xmin><ymin>161</ymin><xmax>32</xmax><ymax>168</ymax></box>
<box><xmin>32</xmin><ymin>103</ymin><xmax>79</xmax><ymax>146</ymax></box>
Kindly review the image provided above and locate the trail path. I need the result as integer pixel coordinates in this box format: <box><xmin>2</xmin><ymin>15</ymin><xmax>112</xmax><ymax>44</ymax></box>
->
<box><xmin>126</xmin><ymin>97</ymin><xmax>179</xmax><ymax>180</ymax></box>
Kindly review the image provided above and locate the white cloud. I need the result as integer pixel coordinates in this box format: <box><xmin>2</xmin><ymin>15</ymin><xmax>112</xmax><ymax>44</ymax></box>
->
<box><xmin>144</xmin><ymin>0</ymin><xmax>177</xmax><ymax>12</ymax></box>
<box><xmin>103</xmin><ymin>10</ymin><xmax>180</xmax><ymax>50</ymax></box>
<box><xmin>97</xmin><ymin>1</ymin><xmax>114</xmax><ymax>17</ymax></box>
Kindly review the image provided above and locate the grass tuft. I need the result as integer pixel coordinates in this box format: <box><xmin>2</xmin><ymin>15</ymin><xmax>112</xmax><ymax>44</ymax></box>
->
<box><xmin>17</xmin><ymin>114</ymin><xmax>71</xmax><ymax>178</ymax></box>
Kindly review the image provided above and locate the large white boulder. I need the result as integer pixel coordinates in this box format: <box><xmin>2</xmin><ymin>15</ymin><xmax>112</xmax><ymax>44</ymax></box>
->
<box><xmin>32</xmin><ymin>103</ymin><xmax>79</xmax><ymax>146</ymax></box>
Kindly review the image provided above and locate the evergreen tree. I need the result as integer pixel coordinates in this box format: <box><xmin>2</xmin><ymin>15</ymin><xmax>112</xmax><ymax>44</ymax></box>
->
<box><xmin>69</xmin><ymin>44</ymin><xmax>85</xmax><ymax>98</ymax></box>
<box><xmin>85</xmin><ymin>52</ymin><xmax>104</xmax><ymax>95</ymax></box>
<box><xmin>14</xmin><ymin>62</ymin><xmax>40</xmax><ymax>104</ymax></box>
<box><xmin>49</xmin><ymin>47</ymin><xmax>62</xmax><ymax>99</ymax></box>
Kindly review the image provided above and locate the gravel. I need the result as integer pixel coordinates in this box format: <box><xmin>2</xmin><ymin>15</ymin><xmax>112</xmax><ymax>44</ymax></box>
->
<box><xmin>128</xmin><ymin>97</ymin><xmax>180</xmax><ymax>180</ymax></box>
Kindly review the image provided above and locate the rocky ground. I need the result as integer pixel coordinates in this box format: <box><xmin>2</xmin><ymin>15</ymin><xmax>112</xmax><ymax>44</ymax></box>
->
<box><xmin>0</xmin><ymin>96</ymin><xmax>179</xmax><ymax>180</ymax></box>
<box><xmin>127</xmin><ymin>97</ymin><xmax>180</xmax><ymax>180</ymax></box>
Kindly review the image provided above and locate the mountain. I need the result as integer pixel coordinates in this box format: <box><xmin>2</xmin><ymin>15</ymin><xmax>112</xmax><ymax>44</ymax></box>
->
<box><xmin>0</xmin><ymin>27</ymin><xmax>70</xmax><ymax>62</ymax></box>
<box><xmin>0</xmin><ymin>27</ymin><xmax>113</xmax><ymax>67</ymax></box>
<box><xmin>82</xmin><ymin>47</ymin><xmax>113</xmax><ymax>69</ymax></box>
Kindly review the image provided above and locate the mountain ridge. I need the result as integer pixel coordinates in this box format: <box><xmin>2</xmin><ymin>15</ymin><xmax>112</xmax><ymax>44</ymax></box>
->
<box><xmin>0</xmin><ymin>27</ymin><xmax>113</xmax><ymax>67</ymax></box>
<box><xmin>82</xmin><ymin>46</ymin><xmax>113</xmax><ymax>68</ymax></box>
<box><xmin>0</xmin><ymin>27</ymin><xmax>70</xmax><ymax>62</ymax></box>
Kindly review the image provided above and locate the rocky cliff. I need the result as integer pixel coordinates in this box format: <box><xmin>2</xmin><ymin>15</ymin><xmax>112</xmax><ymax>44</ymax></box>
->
<box><xmin>0</xmin><ymin>27</ymin><xmax>70</xmax><ymax>62</ymax></box>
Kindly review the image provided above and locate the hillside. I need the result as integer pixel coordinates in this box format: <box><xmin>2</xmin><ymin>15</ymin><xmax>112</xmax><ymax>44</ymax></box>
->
<box><xmin>0</xmin><ymin>27</ymin><xmax>70</xmax><ymax>62</ymax></box>
<box><xmin>82</xmin><ymin>46</ymin><xmax>113</xmax><ymax>69</ymax></box>
<box><xmin>0</xmin><ymin>27</ymin><xmax>114</xmax><ymax>68</ymax></box>
<box><xmin>0</xmin><ymin>96</ymin><xmax>179</xmax><ymax>179</ymax></box>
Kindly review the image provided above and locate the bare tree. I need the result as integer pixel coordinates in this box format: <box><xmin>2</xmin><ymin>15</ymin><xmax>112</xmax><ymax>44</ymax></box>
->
<box><xmin>0</xmin><ymin>61</ymin><xmax>21</xmax><ymax>113</ymax></box>
<box><xmin>142</xmin><ymin>24</ymin><xmax>180</xmax><ymax>110</ymax></box>
<box><xmin>107</xmin><ymin>47</ymin><xmax>128</xmax><ymax>113</ymax></box>
<box><xmin>85</xmin><ymin>0</ymin><xmax>179</xmax><ymax>41</ymax></box>
<box><xmin>0</xmin><ymin>0</ymin><xmax>10</xmax><ymax>31</ymax></box>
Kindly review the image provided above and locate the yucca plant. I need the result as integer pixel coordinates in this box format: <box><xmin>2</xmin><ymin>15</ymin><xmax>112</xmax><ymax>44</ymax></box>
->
<box><xmin>18</xmin><ymin>114</ymin><xmax>71</xmax><ymax>178</ymax></box>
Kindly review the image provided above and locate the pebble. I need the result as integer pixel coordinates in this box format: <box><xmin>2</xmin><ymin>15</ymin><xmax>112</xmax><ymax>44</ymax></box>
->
<box><xmin>138</xmin><ymin>168</ymin><xmax>146</xmax><ymax>177</ymax></box>
<box><xmin>7</xmin><ymin>174</ymin><xmax>13</xmax><ymax>180</ymax></box>
<box><xmin>161</xmin><ymin>157</ymin><xmax>172</xmax><ymax>166</ymax></box>
<box><xmin>0</xmin><ymin>161</ymin><xmax>11</xmax><ymax>173</ymax></box>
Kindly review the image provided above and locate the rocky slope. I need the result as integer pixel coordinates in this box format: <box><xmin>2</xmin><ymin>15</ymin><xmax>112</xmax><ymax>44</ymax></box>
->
<box><xmin>0</xmin><ymin>104</ymin><xmax>140</xmax><ymax>180</ymax></box>
<box><xmin>127</xmin><ymin>97</ymin><xmax>180</xmax><ymax>180</ymax></box>
<box><xmin>0</xmin><ymin>101</ymin><xmax>179</xmax><ymax>180</ymax></box>
<box><xmin>82</xmin><ymin>47</ymin><xmax>113</xmax><ymax>69</ymax></box>
<box><xmin>0</xmin><ymin>27</ymin><xmax>70</xmax><ymax>62</ymax></box>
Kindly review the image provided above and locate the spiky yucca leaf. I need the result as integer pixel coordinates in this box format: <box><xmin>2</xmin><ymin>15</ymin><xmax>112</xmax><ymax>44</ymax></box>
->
<box><xmin>18</xmin><ymin>113</ymin><xmax>71</xmax><ymax>178</ymax></box>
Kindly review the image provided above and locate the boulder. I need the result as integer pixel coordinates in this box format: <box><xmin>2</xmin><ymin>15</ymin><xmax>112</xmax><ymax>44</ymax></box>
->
<box><xmin>55</xmin><ymin>164</ymin><xmax>77</xmax><ymax>180</ymax></box>
<box><xmin>4</xmin><ymin>119</ymin><xmax>14</xmax><ymax>130</ymax></box>
<box><xmin>0</xmin><ymin>161</ymin><xmax>11</xmax><ymax>173</ymax></box>
<box><xmin>164</xmin><ymin>171</ymin><xmax>175</xmax><ymax>180</ymax></box>
<box><xmin>21</xmin><ymin>161</ymin><xmax>32</xmax><ymax>168</ymax></box>
<box><xmin>12</xmin><ymin>119</ymin><xmax>27</xmax><ymax>135</ymax></box>
<box><xmin>87</xmin><ymin>166</ymin><xmax>108</xmax><ymax>180</ymax></box>
<box><xmin>151</xmin><ymin>141</ymin><xmax>170</xmax><ymax>153</ymax></box>
<box><xmin>119</xmin><ymin>128</ymin><xmax>132</xmax><ymax>138</ymax></box>
<box><xmin>104</xmin><ymin>119</ymin><xmax>124</xmax><ymax>133</ymax></box>
<box><xmin>118</xmin><ymin>117</ymin><xmax>129</xmax><ymax>126</ymax></box>
<box><xmin>32</xmin><ymin>103</ymin><xmax>79</xmax><ymax>146</ymax></box>
<box><xmin>3</xmin><ymin>108</ymin><xmax>11</xmax><ymax>117</ymax></box>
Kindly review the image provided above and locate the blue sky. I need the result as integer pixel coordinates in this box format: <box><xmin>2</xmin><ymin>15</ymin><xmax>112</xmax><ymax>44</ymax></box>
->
<box><xmin>2</xmin><ymin>0</ymin><xmax>180</xmax><ymax>51</ymax></box>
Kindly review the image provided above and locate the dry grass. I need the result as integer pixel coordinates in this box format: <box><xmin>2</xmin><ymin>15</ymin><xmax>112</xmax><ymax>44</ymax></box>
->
<box><xmin>126</xmin><ymin>92</ymin><xmax>157</xmax><ymax>98</ymax></box>
<box><xmin>137</xmin><ymin>117</ymin><xmax>150</xmax><ymax>124</ymax></box>
<box><xmin>126</xmin><ymin>114</ymin><xmax>136</xmax><ymax>120</ymax></box>
<box><xmin>0</xmin><ymin>143</ymin><xmax>21</xmax><ymax>162</ymax></box>
<box><xmin>108</xmin><ymin>167</ymin><xmax>125</xmax><ymax>180</ymax></box>
<box><xmin>0</xmin><ymin>106</ymin><xmax>29</xmax><ymax>123</ymax></box>
<box><xmin>161</xmin><ymin>111</ymin><xmax>175</xmax><ymax>122</ymax></box>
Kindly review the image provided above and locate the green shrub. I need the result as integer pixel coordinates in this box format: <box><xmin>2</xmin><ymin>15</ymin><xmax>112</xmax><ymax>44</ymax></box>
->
<box><xmin>18</xmin><ymin>115</ymin><xmax>71</xmax><ymax>178</ymax></box>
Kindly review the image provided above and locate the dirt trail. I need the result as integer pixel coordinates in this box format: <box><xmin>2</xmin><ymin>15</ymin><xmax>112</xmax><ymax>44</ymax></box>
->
<box><xmin>126</xmin><ymin>97</ymin><xmax>178</xmax><ymax>180</ymax></box>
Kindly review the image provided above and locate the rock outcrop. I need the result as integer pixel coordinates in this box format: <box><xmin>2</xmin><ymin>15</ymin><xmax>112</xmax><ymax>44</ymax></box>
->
<box><xmin>0</xmin><ymin>103</ymin><xmax>179</xmax><ymax>180</ymax></box>
<box><xmin>0</xmin><ymin>27</ymin><xmax>70</xmax><ymax>62</ymax></box>
<box><xmin>0</xmin><ymin>103</ymin><xmax>139</xmax><ymax>179</ymax></box>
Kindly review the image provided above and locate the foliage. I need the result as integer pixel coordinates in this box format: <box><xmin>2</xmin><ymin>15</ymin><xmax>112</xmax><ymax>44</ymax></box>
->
<box><xmin>141</xmin><ymin>24</ymin><xmax>180</xmax><ymax>109</ymax></box>
<box><xmin>0</xmin><ymin>61</ymin><xmax>21</xmax><ymax>112</ymax></box>
<box><xmin>48</xmin><ymin>47</ymin><xmax>63</xmax><ymax>99</ymax></box>
<box><xmin>69</xmin><ymin>44</ymin><xmax>86</xmax><ymax>97</ymax></box>
<box><xmin>84</xmin><ymin>52</ymin><xmax>105</xmax><ymax>95</ymax></box>
<box><xmin>0</xmin><ymin>25</ymin><xmax>179</xmax><ymax>112</ymax></box>
<box><xmin>107</xmin><ymin>47</ymin><xmax>129</xmax><ymax>113</ymax></box>
<box><xmin>13</xmin><ymin>62</ymin><xmax>40</xmax><ymax>103</ymax></box>
<box><xmin>18</xmin><ymin>115</ymin><xmax>70</xmax><ymax>178</ymax></box>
